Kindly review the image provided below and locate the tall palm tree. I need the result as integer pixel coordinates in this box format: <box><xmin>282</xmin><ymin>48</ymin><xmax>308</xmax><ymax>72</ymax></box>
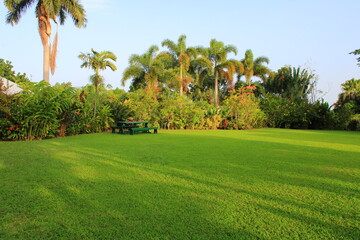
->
<box><xmin>241</xmin><ymin>49</ymin><xmax>270</xmax><ymax>85</ymax></box>
<box><xmin>78</xmin><ymin>49</ymin><xmax>117</xmax><ymax>116</ymax></box>
<box><xmin>199</xmin><ymin>39</ymin><xmax>241</xmax><ymax>107</ymax></box>
<box><xmin>161</xmin><ymin>35</ymin><xmax>197</xmax><ymax>95</ymax></box>
<box><xmin>5</xmin><ymin>0</ymin><xmax>87</xmax><ymax>83</ymax></box>
<box><xmin>122</xmin><ymin>45</ymin><xmax>173</xmax><ymax>92</ymax></box>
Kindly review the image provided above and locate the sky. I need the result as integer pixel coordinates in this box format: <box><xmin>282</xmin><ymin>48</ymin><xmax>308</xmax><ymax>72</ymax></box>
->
<box><xmin>1</xmin><ymin>0</ymin><xmax>360</xmax><ymax>104</ymax></box>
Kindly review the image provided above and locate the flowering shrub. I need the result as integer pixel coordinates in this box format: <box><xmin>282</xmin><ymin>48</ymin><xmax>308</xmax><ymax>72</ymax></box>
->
<box><xmin>222</xmin><ymin>86</ymin><xmax>265</xmax><ymax>129</ymax></box>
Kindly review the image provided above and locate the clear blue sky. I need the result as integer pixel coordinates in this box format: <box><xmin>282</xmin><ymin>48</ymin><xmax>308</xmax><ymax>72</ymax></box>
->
<box><xmin>1</xmin><ymin>0</ymin><xmax>360</xmax><ymax>104</ymax></box>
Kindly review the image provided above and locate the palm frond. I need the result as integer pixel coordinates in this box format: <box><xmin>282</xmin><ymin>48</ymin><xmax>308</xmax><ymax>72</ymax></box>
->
<box><xmin>161</xmin><ymin>39</ymin><xmax>178</xmax><ymax>55</ymax></box>
<box><xmin>254</xmin><ymin>56</ymin><xmax>270</xmax><ymax>65</ymax></box>
<box><xmin>6</xmin><ymin>0</ymin><xmax>36</xmax><ymax>25</ymax></box>
<box><xmin>121</xmin><ymin>66</ymin><xmax>143</xmax><ymax>86</ymax></box>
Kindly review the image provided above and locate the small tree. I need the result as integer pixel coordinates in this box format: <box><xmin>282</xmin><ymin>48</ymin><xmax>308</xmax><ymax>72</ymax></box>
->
<box><xmin>78</xmin><ymin>49</ymin><xmax>117</xmax><ymax>117</ymax></box>
<box><xmin>0</xmin><ymin>58</ymin><xmax>30</xmax><ymax>83</ymax></box>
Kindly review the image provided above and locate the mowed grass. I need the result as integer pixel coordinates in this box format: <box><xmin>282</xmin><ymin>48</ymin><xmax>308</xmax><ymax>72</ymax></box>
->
<box><xmin>0</xmin><ymin>129</ymin><xmax>359</xmax><ymax>239</ymax></box>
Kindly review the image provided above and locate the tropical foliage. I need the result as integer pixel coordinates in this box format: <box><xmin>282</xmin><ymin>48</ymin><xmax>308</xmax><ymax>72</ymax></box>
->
<box><xmin>198</xmin><ymin>39</ymin><xmax>240</xmax><ymax>107</ymax></box>
<box><xmin>121</xmin><ymin>45</ymin><xmax>174</xmax><ymax>94</ymax></box>
<box><xmin>161</xmin><ymin>35</ymin><xmax>197</xmax><ymax>95</ymax></box>
<box><xmin>0</xmin><ymin>81</ymin><xmax>113</xmax><ymax>140</ymax></box>
<box><xmin>262</xmin><ymin>66</ymin><xmax>316</xmax><ymax>101</ymax></box>
<box><xmin>1</xmin><ymin>40</ymin><xmax>360</xmax><ymax>141</ymax></box>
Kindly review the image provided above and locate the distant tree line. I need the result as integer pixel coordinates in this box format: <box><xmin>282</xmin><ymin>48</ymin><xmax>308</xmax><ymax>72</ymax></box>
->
<box><xmin>1</xmin><ymin>38</ymin><xmax>359</xmax><ymax>141</ymax></box>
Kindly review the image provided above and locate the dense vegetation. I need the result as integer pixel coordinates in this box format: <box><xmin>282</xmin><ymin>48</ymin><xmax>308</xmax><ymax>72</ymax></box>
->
<box><xmin>1</xmin><ymin>129</ymin><xmax>359</xmax><ymax>239</ymax></box>
<box><xmin>1</xmin><ymin>37</ymin><xmax>360</xmax><ymax>140</ymax></box>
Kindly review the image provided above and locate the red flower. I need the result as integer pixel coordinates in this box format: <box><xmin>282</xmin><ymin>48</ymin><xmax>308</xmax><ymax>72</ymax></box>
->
<box><xmin>245</xmin><ymin>86</ymin><xmax>257</xmax><ymax>90</ymax></box>
<box><xmin>85</xmin><ymin>124</ymin><xmax>91</xmax><ymax>128</ymax></box>
<box><xmin>8</xmin><ymin>126</ymin><xmax>14</xmax><ymax>131</ymax></box>
<box><xmin>74</xmin><ymin>111</ymin><xmax>80</xmax><ymax>115</ymax></box>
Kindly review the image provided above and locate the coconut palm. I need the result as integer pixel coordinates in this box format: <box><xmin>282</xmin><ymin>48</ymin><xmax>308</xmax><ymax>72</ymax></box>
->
<box><xmin>5</xmin><ymin>0</ymin><xmax>87</xmax><ymax>83</ymax></box>
<box><xmin>199</xmin><ymin>39</ymin><xmax>242</xmax><ymax>107</ymax></box>
<box><xmin>122</xmin><ymin>45</ymin><xmax>173</xmax><ymax>92</ymax></box>
<box><xmin>78</xmin><ymin>49</ymin><xmax>117</xmax><ymax>116</ymax></box>
<box><xmin>241</xmin><ymin>49</ymin><xmax>270</xmax><ymax>85</ymax></box>
<box><xmin>161</xmin><ymin>35</ymin><xmax>197</xmax><ymax>95</ymax></box>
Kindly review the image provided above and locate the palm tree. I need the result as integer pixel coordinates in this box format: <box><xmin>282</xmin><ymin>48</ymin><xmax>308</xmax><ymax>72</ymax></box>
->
<box><xmin>122</xmin><ymin>45</ymin><xmax>173</xmax><ymax>93</ymax></box>
<box><xmin>189</xmin><ymin>56</ymin><xmax>212</xmax><ymax>92</ymax></box>
<box><xmin>199</xmin><ymin>39</ymin><xmax>241</xmax><ymax>107</ymax></box>
<box><xmin>241</xmin><ymin>49</ymin><xmax>270</xmax><ymax>85</ymax></box>
<box><xmin>5</xmin><ymin>0</ymin><xmax>87</xmax><ymax>83</ymax></box>
<box><xmin>78</xmin><ymin>49</ymin><xmax>117</xmax><ymax>116</ymax></box>
<box><xmin>161</xmin><ymin>35</ymin><xmax>197</xmax><ymax>95</ymax></box>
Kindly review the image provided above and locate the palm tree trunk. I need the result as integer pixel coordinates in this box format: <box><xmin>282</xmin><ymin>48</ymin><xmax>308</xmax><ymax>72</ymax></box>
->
<box><xmin>37</xmin><ymin>4</ymin><xmax>52</xmax><ymax>83</ymax></box>
<box><xmin>43</xmin><ymin>42</ymin><xmax>50</xmax><ymax>83</ymax></box>
<box><xmin>179</xmin><ymin>64</ymin><xmax>183</xmax><ymax>96</ymax></box>
<box><xmin>94</xmin><ymin>85</ymin><xmax>98</xmax><ymax>118</ymax></box>
<box><xmin>214</xmin><ymin>71</ymin><xmax>219</xmax><ymax>107</ymax></box>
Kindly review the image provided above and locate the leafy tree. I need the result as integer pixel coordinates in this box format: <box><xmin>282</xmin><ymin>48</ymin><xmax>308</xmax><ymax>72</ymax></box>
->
<box><xmin>262</xmin><ymin>66</ymin><xmax>315</xmax><ymax>101</ymax></box>
<box><xmin>188</xmin><ymin>56</ymin><xmax>213</xmax><ymax>100</ymax></box>
<box><xmin>240</xmin><ymin>49</ymin><xmax>270</xmax><ymax>85</ymax></box>
<box><xmin>198</xmin><ymin>39</ymin><xmax>242</xmax><ymax>107</ymax></box>
<box><xmin>161</xmin><ymin>35</ymin><xmax>197</xmax><ymax>95</ymax></box>
<box><xmin>5</xmin><ymin>0</ymin><xmax>87</xmax><ymax>83</ymax></box>
<box><xmin>78</xmin><ymin>49</ymin><xmax>117</xmax><ymax>117</ymax></box>
<box><xmin>0</xmin><ymin>58</ymin><xmax>30</xmax><ymax>83</ymax></box>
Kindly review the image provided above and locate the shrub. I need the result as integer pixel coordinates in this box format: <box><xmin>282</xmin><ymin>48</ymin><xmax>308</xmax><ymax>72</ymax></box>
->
<box><xmin>347</xmin><ymin>114</ymin><xmax>360</xmax><ymax>131</ymax></box>
<box><xmin>223</xmin><ymin>87</ymin><xmax>265</xmax><ymax>129</ymax></box>
<box><xmin>0</xmin><ymin>82</ymin><xmax>114</xmax><ymax>140</ymax></box>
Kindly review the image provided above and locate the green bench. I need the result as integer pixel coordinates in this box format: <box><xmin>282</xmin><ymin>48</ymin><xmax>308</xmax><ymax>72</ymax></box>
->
<box><xmin>130</xmin><ymin>127</ymin><xmax>158</xmax><ymax>135</ymax></box>
<box><xmin>111</xmin><ymin>126</ymin><xmax>121</xmax><ymax>133</ymax></box>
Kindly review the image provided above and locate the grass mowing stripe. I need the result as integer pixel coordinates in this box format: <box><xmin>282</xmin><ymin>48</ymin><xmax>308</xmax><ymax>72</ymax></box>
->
<box><xmin>0</xmin><ymin>129</ymin><xmax>359</xmax><ymax>239</ymax></box>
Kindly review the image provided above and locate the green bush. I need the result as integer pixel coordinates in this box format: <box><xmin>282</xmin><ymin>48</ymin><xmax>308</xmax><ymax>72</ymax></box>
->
<box><xmin>1</xmin><ymin>82</ymin><xmax>63</xmax><ymax>140</ymax></box>
<box><xmin>159</xmin><ymin>92</ymin><xmax>206</xmax><ymax>129</ymax></box>
<box><xmin>0</xmin><ymin>82</ymin><xmax>114</xmax><ymax>140</ymax></box>
<box><xmin>260</xmin><ymin>94</ymin><xmax>334</xmax><ymax>129</ymax></box>
<box><xmin>348</xmin><ymin>114</ymin><xmax>360</xmax><ymax>131</ymax></box>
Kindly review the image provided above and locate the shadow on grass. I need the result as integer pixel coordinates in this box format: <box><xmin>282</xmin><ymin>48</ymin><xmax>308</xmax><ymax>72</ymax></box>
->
<box><xmin>55</xmin><ymin>135</ymin><xmax>359</xmax><ymax>239</ymax></box>
<box><xmin>1</xmin><ymin>130</ymin><xmax>359</xmax><ymax>239</ymax></box>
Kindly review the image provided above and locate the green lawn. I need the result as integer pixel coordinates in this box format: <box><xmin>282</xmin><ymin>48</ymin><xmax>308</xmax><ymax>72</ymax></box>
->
<box><xmin>0</xmin><ymin>129</ymin><xmax>359</xmax><ymax>239</ymax></box>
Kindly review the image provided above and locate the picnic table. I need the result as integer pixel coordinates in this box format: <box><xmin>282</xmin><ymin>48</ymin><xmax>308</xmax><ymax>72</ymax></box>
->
<box><xmin>111</xmin><ymin>121</ymin><xmax>158</xmax><ymax>135</ymax></box>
